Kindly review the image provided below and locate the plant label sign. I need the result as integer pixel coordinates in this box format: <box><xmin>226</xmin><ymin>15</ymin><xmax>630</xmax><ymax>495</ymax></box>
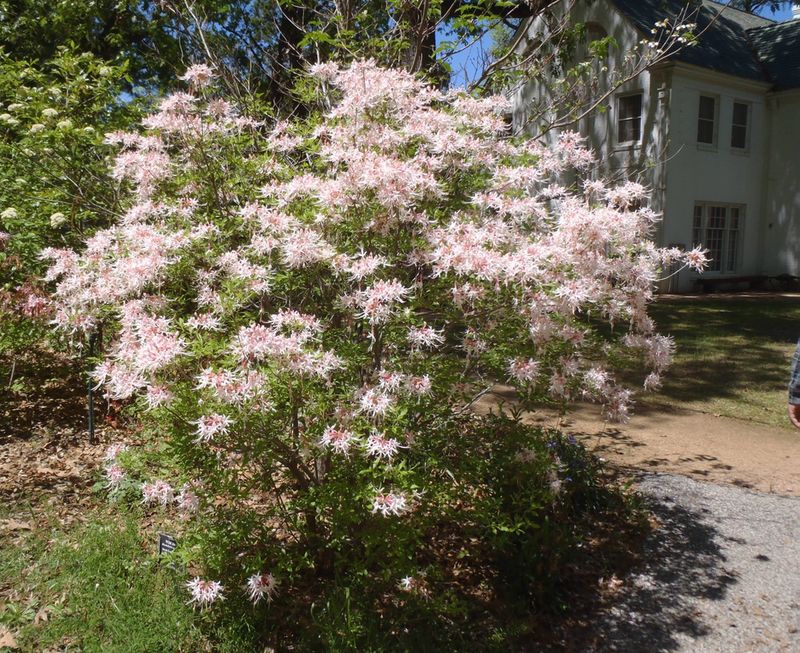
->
<box><xmin>158</xmin><ymin>532</ymin><xmax>178</xmax><ymax>556</ymax></box>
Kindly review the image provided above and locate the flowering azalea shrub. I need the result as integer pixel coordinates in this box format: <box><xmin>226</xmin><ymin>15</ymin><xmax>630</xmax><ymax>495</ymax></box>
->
<box><xmin>45</xmin><ymin>61</ymin><xmax>704</xmax><ymax>647</ymax></box>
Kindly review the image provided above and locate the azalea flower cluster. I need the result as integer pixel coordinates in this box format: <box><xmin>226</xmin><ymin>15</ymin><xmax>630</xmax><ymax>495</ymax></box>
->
<box><xmin>186</xmin><ymin>570</ymin><xmax>278</xmax><ymax>608</ymax></box>
<box><xmin>103</xmin><ymin>443</ymin><xmax>128</xmax><ymax>489</ymax></box>
<box><xmin>45</xmin><ymin>60</ymin><xmax>705</xmax><ymax>610</ymax></box>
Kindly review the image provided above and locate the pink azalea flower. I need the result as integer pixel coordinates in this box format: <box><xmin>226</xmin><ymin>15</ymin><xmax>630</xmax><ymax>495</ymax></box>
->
<box><xmin>685</xmin><ymin>246</ymin><xmax>708</xmax><ymax>272</ymax></box>
<box><xmin>177</xmin><ymin>486</ymin><xmax>200</xmax><ymax>516</ymax></box>
<box><xmin>343</xmin><ymin>252</ymin><xmax>387</xmax><ymax>280</ymax></box>
<box><xmin>355</xmin><ymin>279</ymin><xmax>410</xmax><ymax>324</ymax></box>
<box><xmin>186</xmin><ymin>577</ymin><xmax>224</xmax><ymax>607</ymax></box>
<box><xmin>193</xmin><ymin>413</ymin><xmax>233</xmax><ymax>443</ymax></box>
<box><xmin>377</xmin><ymin>369</ymin><xmax>405</xmax><ymax>392</ymax></box>
<box><xmin>319</xmin><ymin>426</ymin><xmax>356</xmax><ymax>455</ymax></box>
<box><xmin>103</xmin><ymin>444</ymin><xmax>129</xmax><ymax>462</ymax></box>
<box><xmin>407</xmin><ymin>324</ymin><xmax>444</xmax><ymax>350</ymax></box>
<box><xmin>643</xmin><ymin>372</ymin><xmax>662</xmax><ymax>392</ymax></box>
<box><xmin>406</xmin><ymin>375</ymin><xmax>432</xmax><ymax>397</ymax></box>
<box><xmin>179</xmin><ymin>64</ymin><xmax>214</xmax><ymax>89</ymax></box>
<box><xmin>365</xmin><ymin>433</ymin><xmax>401</xmax><ymax>460</ymax></box>
<box><xmin>583</xmin><ymin>368</ymin><xmax>611</xmax><ymax>393</ymax></box>
<box><xmin>187</xmin><ymin>313</ymin><xmax>222</xmax><ymax>330</ymax></box>
<box><xmin>145</xmin><ymin>385</ymin><xmax>173</xmax><ymax>409</ymax></box>
<box><xmin>358</xmin><ymin>388</ymin><xmax>393</xmax><ymax>417</ymax></box>
<box><xmin>105</xmin><ymin>464</ymin><xmax>126</xmax><ymax>488</ymax></box>
<box><xmin>245</xmin><ymin>572</ymin><xmax>278</xmax><ymax>604</ymax></box>
<box><xmin>508</xmin><ymin>358</ymin><xmax>539</xmax><ymax>383</ymax></box>
<box><xmin>371</xmin><ymin>491</ymin><xmax>409</xmax><ymax>517</ymax></box>
<box><xmin>142</xmin><ymin>480</ymin><xmax>173</xmax><ymax>506</ymax></box>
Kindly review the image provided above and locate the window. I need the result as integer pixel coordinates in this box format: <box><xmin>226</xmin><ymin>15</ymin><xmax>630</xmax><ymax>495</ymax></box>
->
<box><xmin>697</xmin><ymin>95</ymin><xmax>716</xmax><ymax>145</ymax></box>
<box><xmin>692</xmin><ymin>203</ymin><xmax>743</xmax><ymax>273</ymax></box>
<box><xmin>731</xmin><ymin>102</ymin><xmax>749</xmax><ymax>149</ymax></box>
<box><xmin>586</xmin><ymin>22</ymin><xmax>607</xmax><ymax>43</ymax></box>
<box><xmin>617</xmin><ymin>93</ymin><xmax>642</xmax><ymax>144</ymax></box>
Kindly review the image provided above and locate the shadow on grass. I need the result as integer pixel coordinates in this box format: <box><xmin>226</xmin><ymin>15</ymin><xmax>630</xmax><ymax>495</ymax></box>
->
<box><xmin>566</xmin><ymin>491</ymin><xmax>738</xmax><ymax>652</ymax></box>
<box><xmin>647</xmin><ymin>299</ymin><xmax>800</xmax><ymax>410</ymax></box>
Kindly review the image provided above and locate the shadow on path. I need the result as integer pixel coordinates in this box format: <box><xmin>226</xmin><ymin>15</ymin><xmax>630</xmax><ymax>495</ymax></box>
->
<box><xmin>572</xmin><ymin>491</ymin><xmax>738</xmax><ymax>652</ymax></box>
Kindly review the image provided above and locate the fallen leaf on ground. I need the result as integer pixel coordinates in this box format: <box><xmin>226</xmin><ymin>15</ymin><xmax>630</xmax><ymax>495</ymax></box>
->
<box><xmin>0</xmin><ymin>520</ymin><xmax>32</xmax><ymax>532</ymax></box>
<box><xmin>0</xmin><ymin>625</ymin><xmax>18</xmax><ymax>649</ymax></box>
<box><xmin>34</xmin><ymin>606</ymin><xmax>50</xmax><ymax>625</ymax></box>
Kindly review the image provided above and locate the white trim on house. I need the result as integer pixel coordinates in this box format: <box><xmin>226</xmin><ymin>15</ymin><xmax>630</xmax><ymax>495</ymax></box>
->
<box><xmin>658</xmin><ymin>61</ymin><xmax>773</xmax><ymax>94</ymax></box>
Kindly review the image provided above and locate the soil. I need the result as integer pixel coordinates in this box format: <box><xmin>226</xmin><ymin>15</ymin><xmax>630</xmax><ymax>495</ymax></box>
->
<box><xmin>474</xmin><ymin>386</ymin><xmax>800</xmax><ymax>496</ymax></box>
<box><xmin>0</xmin><ymin>349</ymin><xmax>122</xmax><ymax>528</ymax></box>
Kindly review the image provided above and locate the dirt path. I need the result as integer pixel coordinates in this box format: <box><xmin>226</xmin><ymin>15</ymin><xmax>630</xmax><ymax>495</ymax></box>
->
<box><xmin>475</xmin><ymin>386</ymin><xmax>800</xmax><ymax>496</ymax></box>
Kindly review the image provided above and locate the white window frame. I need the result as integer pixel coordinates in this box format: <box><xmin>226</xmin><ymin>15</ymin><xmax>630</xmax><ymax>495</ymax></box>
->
<box><xmin>696</xmin><ymin>94</ymin><xmax>718</xmax><ymax>147</ymax></box>
<box><xmin>692</xmin><ymin>203</ymin><xmax>744</xmax><ymax>274</ymax></box>
<box><xmin>616</xmin><ymin>92</ymin><xmax>643</xmax><ymax>146</ymax></box>
<box><xmin>730</xmin><ymin>100</ymin><xmax>750</xmax><ymax>151</ymax></box>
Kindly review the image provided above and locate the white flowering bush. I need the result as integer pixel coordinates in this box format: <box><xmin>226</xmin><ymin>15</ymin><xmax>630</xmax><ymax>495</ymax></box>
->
<box><xmin>0</xmin><ymin>49</ymin><xmax>135</xmax><ymax>353</ymax></box>
<box><xmin>45</xmin><ymin>61</ymin><xmax>704</xmax><ymax>647</ymax></box>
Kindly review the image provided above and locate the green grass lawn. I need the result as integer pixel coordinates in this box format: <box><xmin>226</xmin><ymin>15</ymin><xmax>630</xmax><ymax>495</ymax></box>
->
<box><xmin>643</xmin><ymin>295</ymin><xmax>800</xmax><ymax>429</ymax></box>
<box><xmin>0</xmin><ymin>505</ymin><xmax>256</xmax><ymax>653</ymax></box>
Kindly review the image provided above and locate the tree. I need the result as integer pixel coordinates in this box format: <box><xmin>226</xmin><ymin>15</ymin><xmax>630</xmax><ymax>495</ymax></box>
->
<box><xmin>0</xmin><ymin>1</ymin><xmax>184</xmax><ymax>89</ymax></box>
<box><xmin>0</xmin><ymin>1</ymin><xmax>705</xmax><ymax>119</ymax></box>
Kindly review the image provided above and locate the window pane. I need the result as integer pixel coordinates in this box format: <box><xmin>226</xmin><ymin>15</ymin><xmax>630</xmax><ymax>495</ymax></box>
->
<box><xmin>619</xmin><ymin>94</ymin><xmax>642</xmax><ymax>120</ymax></box>
<box><xmin>730</xmin><ymin>207</ymin><xmax>739</xmax><ymax>230</ymax></box>
<box><xmin>699</xmin><ymin>96</ymin><xmax>715</xmax><ymax>120</ymax></box>
<box><xmin>586</xmin><ymin>23</ymin><xmax>607</xmax><ymax>43</ymax></box>
<box><xmin>708</xmin><ymin>206</ymin><xmax>726</xmax><ymax>229</ymax></box>
<box><xmin>727</xmin><ymin>230</ymin><xmax>739</xmax><ymax>272</ymax></box>
<box><xmin>619</xmin><ymin>118</ymin><xmax>640</xmax><ymax>142</ymax></box>
<box><xmin>618</xmin><ymin>94</ymin><xmax>642</xmax><ymax>142</ymax></box>
<box><xmin>695</xmin><ymin>204</ymin><xmax>743</xmax><ymax>273</ymax></box>
<box><xmin>731</xmin><ymin>124</ymin><xmax>747</xmax><ymax>148</ymax></box>
<box><xmin>692</xmin><ymin>205</ymin><xmax>703</xmax><ymax>246</ymax></box>
<box><xmin>697</xmin><ymin>96</ymin><xmax>715</xmax><ymax>144</ymax></box>
<box><xmin>698</xmin><ymin>119</ymin><xmax>714</xmax><ymax>144</ymax></box>
<box><xmin>732</xmin><ymin>102</ymin><xmax>748</xmax><ymax>126</ymax></box>
<box><xmin>693</xmin><ymin>205</ymin><xmax>702</xmax><ymax>228</ymax></box>
<box><xmin>704</xmin><ymin>224</ymin><xmax>723</xmax><ymax>272</ymax></box>
<box><xmin>704</xmin><ymin>205</ymin><xmax>725</xmax><ymax>271</ymax></box>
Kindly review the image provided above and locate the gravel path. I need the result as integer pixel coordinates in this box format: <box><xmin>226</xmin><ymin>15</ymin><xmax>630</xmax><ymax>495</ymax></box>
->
<box><xmin>587</xmin><ymin>474</ymin><xmax>800</xmax><ymax>652</ymax></box>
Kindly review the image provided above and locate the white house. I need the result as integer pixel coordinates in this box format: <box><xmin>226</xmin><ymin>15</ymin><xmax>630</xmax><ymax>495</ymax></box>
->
<box><xmin>510</xmin><ymin>0</ymin><xmax>800</xmax><ymax>292</ymax></box>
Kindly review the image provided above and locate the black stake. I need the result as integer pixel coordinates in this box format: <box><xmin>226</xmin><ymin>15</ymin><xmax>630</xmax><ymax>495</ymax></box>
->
<box><xmin>88</xmin><ymin>330</ymin><xmax>96</xmax><ymax>444</ymax></box>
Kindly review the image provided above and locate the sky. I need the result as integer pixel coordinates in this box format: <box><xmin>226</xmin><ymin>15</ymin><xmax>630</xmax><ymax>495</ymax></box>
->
<box><xmin>758</xmin><ymin>3</ymin><xmax>794</xmax><ymax>20</ymax></box>
<box><xmin>446</xmin><ymin>1</ymin><xmax>797</xmax><ymax>88</ymax></box>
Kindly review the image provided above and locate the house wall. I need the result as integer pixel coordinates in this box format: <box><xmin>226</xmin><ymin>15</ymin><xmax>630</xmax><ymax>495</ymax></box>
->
<box><xmin>511</xmin><ymin>0</ymin><xmax>680</xmax><ymax>290</ymax></box>
<box><xmin>510</xmin><ymin>1</ymin><xmax>796</xmax><ymax>291</ymax></box>
<box><xmin>761</xmin><ymin>90</ymin><xmax>800</xmax><ymax>277</ymax></box>
<box><xmin>661</xmin><ymin>66</ymin><xmax>770</xmax><ymax>291</ymax></box>
<box><xmin>511</xmin><ymin>0</ymin><xmax>654</xmax><ymax>176</ymax></box>
<box><xmin>510</xmin><ymin>0</ymin><xmax>674</xmax><ymax>278</ymax></box>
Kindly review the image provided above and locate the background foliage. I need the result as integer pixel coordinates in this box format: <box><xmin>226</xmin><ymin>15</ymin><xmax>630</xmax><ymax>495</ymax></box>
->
<box><xmin>0</xmin><ymin>49</ymin><xmax>137</xmax><ymax>353</ymax></box>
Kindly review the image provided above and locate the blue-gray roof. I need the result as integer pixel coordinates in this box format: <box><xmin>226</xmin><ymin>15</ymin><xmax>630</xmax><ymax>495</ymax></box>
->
<box><xmin>748</xmin><ymin>19</ymin><xmax>800</xmax><ymax>90</ymax></box>
<box><xmin>609</xmin><ymin>0</ymin><xmax>799</xmax><ymax>90</ymax></box>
